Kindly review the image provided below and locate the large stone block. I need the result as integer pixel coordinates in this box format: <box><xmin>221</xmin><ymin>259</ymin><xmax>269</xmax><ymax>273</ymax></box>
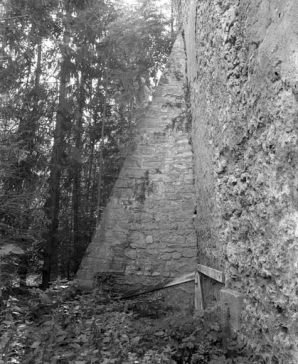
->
<box><xmin>220</xmin><ymin>288</ymin><xmax>244</xmax><ymax>332</ymax></box>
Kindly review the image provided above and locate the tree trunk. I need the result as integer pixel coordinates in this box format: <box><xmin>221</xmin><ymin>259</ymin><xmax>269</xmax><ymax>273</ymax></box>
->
<box><xmin>42</xmin><ymin>28</ymin><xmax>70</xmax><ymax>289</ymax></box>
<box><xmin>91</xmin><ymin>158</ymin><xmax>97</xmax><ymax>222</ymax></box>
<box><xmin>16</xmin><ymin>37</ymin><xmax>42</xmax><ymax>183</ymax></box>
<box><xmin>15</xmin><ymin>39</ymin><xmax>42</xmax><ymax>284</ymax></box>
<box><xmin>72</xmin><ymin>62</ymin><xmax>86</xmax><ymax>273</ymax></box>
<box><xmin>0</xmin><ymin>0</ymin><xmax>7</xmax><ymax>67</ymax></box>
<box><xmin>85</xmin><ymin>138</ymin><xmax>94</xmax><ymax>217</ymax></box>
<box><xmin>96</xmin><ymin>79</ymin><xmax>108</xmax><ymax>226</ymax></box>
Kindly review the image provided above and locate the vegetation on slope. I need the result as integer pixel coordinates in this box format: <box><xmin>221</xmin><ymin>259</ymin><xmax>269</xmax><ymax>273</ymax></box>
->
<box><xmin>0</xmin><ymin>281</ymin><xmax>260</xmax><ymax>364</ymax></box>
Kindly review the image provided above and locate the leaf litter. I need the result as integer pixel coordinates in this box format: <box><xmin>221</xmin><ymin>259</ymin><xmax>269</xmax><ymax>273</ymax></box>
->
<box><xmin>0</xmin><ymin>281</ymin><xmax>261</xmax><ymax>364</ymax></box>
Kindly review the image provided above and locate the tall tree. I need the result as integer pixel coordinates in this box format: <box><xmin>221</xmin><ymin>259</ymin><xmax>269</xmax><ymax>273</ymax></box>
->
<box><xmin>0</xmin><ymin>0</ymin><xmax>59</xmax><ymax>287</ymax></box>
<box><xmin>41</xmin><ymin>0</ymin><xmax>75</xmax><ymax>288</ymax></box>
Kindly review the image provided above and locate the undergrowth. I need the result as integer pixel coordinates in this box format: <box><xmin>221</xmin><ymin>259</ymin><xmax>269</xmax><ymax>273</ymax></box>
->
<box><xmin>0</xmin><ymin>281</ymin><xmax>262</xmax><ymax>364</ymax></box>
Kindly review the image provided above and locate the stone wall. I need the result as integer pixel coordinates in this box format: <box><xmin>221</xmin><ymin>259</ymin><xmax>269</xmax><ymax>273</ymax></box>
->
<box><xmin>77</xmin><ymin>1</ymin><xmax>298</xmax><ymax>360</ymax></box>
<box><xmin>183</xmin><ymin>0</ymin><xmax>298</xmax><ymax>362</ymax></box>
<box><xmin>77</xmin><ymin>35</ymin><xmax>197</xmax><ymax>310</ymax></box>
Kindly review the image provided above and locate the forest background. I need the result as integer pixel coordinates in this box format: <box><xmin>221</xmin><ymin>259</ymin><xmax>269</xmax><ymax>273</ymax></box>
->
<box><xmin>0</xmin><ymin>0</ymin><xmax>176</xmax><ymax>291</ymax></box>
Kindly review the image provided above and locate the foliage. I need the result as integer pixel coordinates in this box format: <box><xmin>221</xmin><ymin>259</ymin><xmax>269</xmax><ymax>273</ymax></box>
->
<box><xmin>0</xmin><ymin>133</ymin><xmax>48</xmax><ymax>288</ymax></box>
<box><xmin>0</xmin><ymin>245</ymin><xmax>24</xmax><ymax>257</ymax></box>
<box><xmin>0</xmin><ymin>282</ymin><xmax>260</xmax><ymax>364</ymax></box>
<box><xmin>0</xmin><ymin>0</ymin><xmax>174</xmax><ymax>287</ymax></box>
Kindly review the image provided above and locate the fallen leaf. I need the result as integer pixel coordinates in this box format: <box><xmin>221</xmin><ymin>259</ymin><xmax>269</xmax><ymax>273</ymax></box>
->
<box><xmin>131</xmin><ymin>336</ymin><xmax>141</xmax><ymax>345</ymax></box>
<box><xmin>31</xmin><ymin>341</ymin><xmax>40</xmax><ymax>349</ymax></box>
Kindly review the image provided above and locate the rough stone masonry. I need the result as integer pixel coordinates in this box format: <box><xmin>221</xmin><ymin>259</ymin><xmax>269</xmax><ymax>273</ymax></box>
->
<box><xmin>78</xmin><ymin>0</ymin><xmax>298</xmax><ymax>361</ymax></box>
<box><xmin>77</xmin><ymin>34</ymin><xmax>197</xmax><ymax>310</ymax></box>
<box><xmin>181</xmin><ymin>0</ymin><xmax>298</xmax><ymax>362</ymax></box>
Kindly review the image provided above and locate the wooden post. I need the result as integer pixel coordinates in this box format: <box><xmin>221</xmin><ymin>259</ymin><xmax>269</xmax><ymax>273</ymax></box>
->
<box><xmin>195</xmin><ymin>271</ymin><xmax>204</xmax><ymax>310</ymax></box>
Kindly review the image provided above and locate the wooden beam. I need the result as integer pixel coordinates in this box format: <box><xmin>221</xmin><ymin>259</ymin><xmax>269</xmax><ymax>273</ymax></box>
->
<box><xmin>197</xmin><ymin>264</ymin><xmax>225</xmax><ymax>283</ymax></box>
<box><xmin>122</xmin><ymin>272</ymin><xmax>195</xmax><ymax>298</ymax></box>
<box><xmin>163</xmin><ymin>272</ymin><xmax>195</xmax><ymax>288</ymax></box>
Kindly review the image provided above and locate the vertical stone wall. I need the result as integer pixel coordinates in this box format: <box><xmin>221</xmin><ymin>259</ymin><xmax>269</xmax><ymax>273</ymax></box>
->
<box><xmin>183</xmin><ymin>0</ymin><xmax>298</xmax><ymax>361</ymax></box>
<box><xmin>77</xmin><ymin>35</ymin><xmax>197</xmax><ymax>309</ymax></box>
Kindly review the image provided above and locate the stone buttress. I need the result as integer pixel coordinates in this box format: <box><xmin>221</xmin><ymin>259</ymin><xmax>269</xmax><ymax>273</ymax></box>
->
<box><xmin>77</xmin><ymin>35</ymin><xmax>197</xmax><ymax>309</ymax></box>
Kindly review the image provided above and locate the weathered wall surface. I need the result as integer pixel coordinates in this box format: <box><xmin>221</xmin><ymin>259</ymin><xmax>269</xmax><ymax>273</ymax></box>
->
<box><xmin>77</xmin><ymin>35</ymin><xmax>197</xmax><ymax>309</ymax></box>
<box><xmin>183</xmin><ymin>0</ymin><xmax>298</xmax><ymax>362</ymax></box>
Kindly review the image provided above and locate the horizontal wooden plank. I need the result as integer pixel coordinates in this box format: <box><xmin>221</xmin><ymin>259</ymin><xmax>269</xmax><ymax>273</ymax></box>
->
<box><xmin>197</xmin><ymin>264</ymin><xmax>225</xmax><ymax>283</ymax></box>
<box><xmin>163</xmin><ymin>272</ymin><xmax>195</xmax><ymax>288</ymax></box>
<box><xmin>122</xmin><ymin>272</ymin><xmax>195</xmax><ymax>298</ymax></box>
